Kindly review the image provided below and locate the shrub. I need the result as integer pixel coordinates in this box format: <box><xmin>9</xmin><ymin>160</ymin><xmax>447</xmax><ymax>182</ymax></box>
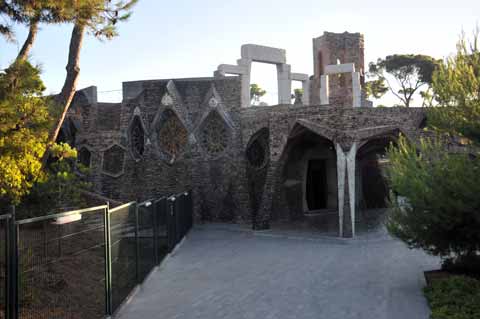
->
<box><xmin>424</xmin><ymin>276</ymin><xmax>480</xmax><ymax>319</ymax></box>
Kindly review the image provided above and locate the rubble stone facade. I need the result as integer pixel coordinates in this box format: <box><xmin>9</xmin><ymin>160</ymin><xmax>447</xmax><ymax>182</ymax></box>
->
<box><xmin>64</xmin><ymin>31</ymin><xmax>426</xmax><ymax>237</ymax></box>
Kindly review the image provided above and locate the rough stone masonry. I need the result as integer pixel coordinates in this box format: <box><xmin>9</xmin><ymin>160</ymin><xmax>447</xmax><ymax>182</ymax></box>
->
<box><xmin>62</xmin><ymin>31</ymin><xmax>427</xmax><ymax>238</ymax></box>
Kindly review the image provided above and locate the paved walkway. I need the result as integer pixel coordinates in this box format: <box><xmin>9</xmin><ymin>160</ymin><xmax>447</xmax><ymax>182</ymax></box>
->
<box><xmin>116</xmin><ymin>224</ymin><xmax>439</xmax><ymax>319</ymax></box>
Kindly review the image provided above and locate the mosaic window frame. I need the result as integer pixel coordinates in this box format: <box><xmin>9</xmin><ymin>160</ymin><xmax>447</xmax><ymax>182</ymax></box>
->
<box><xmin>156</xmin><ymin>109</ymin><xmax>189</xmax><ymax>161</ymax></box>
<box><xmin>129</xmin><ymin>115</ymin><xmax>146</xmax><ymax>160</ymax></box>
<box><xmin>198</xmin><ymin>111</ymin><xmax>231</xmax><ymax>157</ymax></box>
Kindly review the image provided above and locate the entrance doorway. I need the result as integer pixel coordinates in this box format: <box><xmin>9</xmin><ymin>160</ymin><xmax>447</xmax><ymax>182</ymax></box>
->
<box><xmin>361</xmin><ymin>158</ymin><xmax>388</xmax><ymax>208</ymax></box>
<box><xmin>306</xmin><ymin>159</ymin><xmax>327</xmax><ymax>210</ymax></box>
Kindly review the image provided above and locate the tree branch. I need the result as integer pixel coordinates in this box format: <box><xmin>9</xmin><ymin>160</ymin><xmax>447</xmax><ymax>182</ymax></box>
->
<box><xmin>16</xmin><ymin>18</ymin><xmax>39</xmax><ymax>61</ymax></box>
<box><xmin>41</xmin><ymin>23</ymin><xmax>85</xmax><ymax>167</ymax></box>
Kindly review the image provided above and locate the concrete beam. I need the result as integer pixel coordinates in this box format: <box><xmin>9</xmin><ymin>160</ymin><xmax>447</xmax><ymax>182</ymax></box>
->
<box><xmin>346</xmin><ymin>143</ymin><xmax>357</xmax><ymax>237</ymax></box>
<box><xmin>290</xmin><ymin>73</ymin><xmax>309</xmax><ymax>81</ymax></box>
<box><xmin>324</xmin><ymin>63</ymin><xmax>355</xmax><ymax>75</ymax></box>
<box><xmin>320</xmin><ymin>75</ymin><xmax>329</xmax><ymax>105</ymax></box>
<box><xmin>335</xmin><ymin>144</ymin><xmax>346</xmax><ymax>237</ymax></box>
<box><xmin>277</xmin><ymin>64</ymin><xmax>292</xmax><ymax>104</ymax></box>
<box><xmin>302</xmin><ymin>80</ymin><xmax>310</xmax><ymax>106</ymax></box>
<box><xmin>352</xmin><ymin>72</ymin><xmax>362</xmax><ymax>108</ymax></box>
<box><xmin>241</xmin><ymin>44</ymin><xmax>287</xmax><ymax>64</ymax></box>
<box><xmin>217</xmin><ymin>64</ymin><xmax>248</xmax><ymax>75</ymax></box>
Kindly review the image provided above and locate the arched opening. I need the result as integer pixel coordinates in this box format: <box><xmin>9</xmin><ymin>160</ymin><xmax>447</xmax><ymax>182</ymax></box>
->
<box><xmin>274</xmin><ymin>125</ymin><xmax>337</xmax><ymax>231</ymax></box>
<box><xmin>245</xmin><ymin>128</ymin><xmax>270</xmax><ymax>214</ymax></box>
<box><xmin>355</xmin><ymin>132</ymin><xmax>399</xmax><ymax>231</ymax></box>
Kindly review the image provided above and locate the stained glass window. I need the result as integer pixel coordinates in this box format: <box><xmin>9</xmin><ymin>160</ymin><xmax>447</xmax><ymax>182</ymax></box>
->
<box><xmin>157</xmin><ymin>109</ymin><xmax>188</xmax><ymax>158</ymax></box>
<box><xmin>130</xmin><ymin>116</ymin><xmax>145</xmax><ymax>159</ymax></box>
<box><xmin>199</xmin><ymin>111</ymin><xmax>230</xmax><ymax>156</ymax></box>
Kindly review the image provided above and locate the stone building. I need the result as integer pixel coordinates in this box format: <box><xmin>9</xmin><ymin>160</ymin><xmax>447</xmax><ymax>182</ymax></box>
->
<box><xmin>63</xmin><ymin>31</ymin><xmax>426</xmax><ymax>238</ymax></box>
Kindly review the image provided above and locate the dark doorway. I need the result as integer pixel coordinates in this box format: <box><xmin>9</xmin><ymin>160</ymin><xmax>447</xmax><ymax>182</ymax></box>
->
<box><xmin>306</xmin><ymin>159</ymin><xmax>327</xmax><ymax>210</ymax></box>
<box><xmin>361</xmin><ymin>157</ymin><xmax>389</xmax><ymax>208</ymax></box>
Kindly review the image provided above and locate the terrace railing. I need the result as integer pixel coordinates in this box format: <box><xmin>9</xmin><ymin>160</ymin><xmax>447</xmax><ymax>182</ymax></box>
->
<box><xmin>0</xmin><ymin>191</ymin><xmax>193</xmax><ymax>319</ymax></box>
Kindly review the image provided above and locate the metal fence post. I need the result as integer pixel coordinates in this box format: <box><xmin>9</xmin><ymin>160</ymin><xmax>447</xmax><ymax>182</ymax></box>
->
<box><xmin>152</xmin><ymin>201</ymin><xmax>159</xmax><ymax>265</ymax></box>
<box><xmin>5</xmin><ymin>211</ymin><xmax>11</xmax><ymax>319</ymax></box>
<box><xmin>134</xmin><ymin>203</ymin><xmax>140</xmax><ymax>284</ymax></box>
<box><xmin>189</xmin><ymin>190</ymin><xmax>194</xmax><ymax>230</ymax></box>
<box><xmin>7</xmin><ymin>206</ymin><xmax>18</xmax><ymax>319</ymax></box>
<box><xmin>104</xmin><ymin>203</ymin><xmax>112</xmax><ymax>316</ymax></box>
<box><xmin>167</xmin><ymin>197</ymin><xmax>175</xmax><ymax>253</ymax></box>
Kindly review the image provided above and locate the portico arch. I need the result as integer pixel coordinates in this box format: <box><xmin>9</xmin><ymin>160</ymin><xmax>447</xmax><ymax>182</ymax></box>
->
<box><xmin>271</xmin><ymin>124</ymin><xmax>338</xmax><ymax>231</ymax></box>
<box><xmin>355</xmin><ymin>130</ymin><xmax>400</xmax><ymax>230</ymax></box>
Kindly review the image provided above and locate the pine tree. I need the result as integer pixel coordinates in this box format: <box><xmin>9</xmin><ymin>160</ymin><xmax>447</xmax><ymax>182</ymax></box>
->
<box><xmin>386</xmin><ymin>31</ymin><xmax>480</xmax><ymax>271</ymax></box>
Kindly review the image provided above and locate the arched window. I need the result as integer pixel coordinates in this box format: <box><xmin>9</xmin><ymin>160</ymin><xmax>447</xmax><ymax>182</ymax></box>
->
<box><xmin>246</xmin><ymin>128</ymin><xmax>269</xmax><ymax>169</ymax></box>
<box><xmin>199</xmin><ymin>111</ymin><xmax>231</xmax><ymax>156</ymax></box>
<box><xmin>130</xmin><ymin>116</ymin><xmax>145</xmax><ymax>159</ymax></box>
<box><xmin>157</xmin><ymin>109</ymin><xmax>188</xmax><ymax>158</ymax></box>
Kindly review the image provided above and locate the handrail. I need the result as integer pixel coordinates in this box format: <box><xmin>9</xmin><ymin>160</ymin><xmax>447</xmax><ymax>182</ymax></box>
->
<box><xmin>168</xmin><ymin>191</ymin><xmax>189</xmax><ymax>201</ymax></box>
<box><xmin>138</xmin><ymin>199</ymin><xmax>154</xmax><ymax>207</ymax></box>
<box><xmin>15</xmin><ymin>204</ymin><xmax>108</xmax><ymax>225</ymax></box>
<box><xmin>108</xmin><ymin>201</ymin><xmax>136</xmax><ymax>214</ymax></box>
<box><xmin>0</xmin><ymin>213</ymin><xmax>12</xmax><ymax>220</ymax></box>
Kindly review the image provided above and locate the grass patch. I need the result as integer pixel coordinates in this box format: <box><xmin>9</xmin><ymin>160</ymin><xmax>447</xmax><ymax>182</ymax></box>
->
<box><xmin>424</xmin><ymin>275</ymin><xmax>480</xmax><ymax>319</ymax></box>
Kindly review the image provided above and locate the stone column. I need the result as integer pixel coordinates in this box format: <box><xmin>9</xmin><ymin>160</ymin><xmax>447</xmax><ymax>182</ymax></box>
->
<box><xmin>237</xmin><ymin>58</ymin><xmax>252</xmax><ymax>108</ymax></box>
<box><xmin>320</xmin><ymin>75</ymin><xmax>329</xmax><ymax>105</ymax></box>
<box><xmin>253</xmin><ymin>162</ymin><xmax>277</xmax><ymax>230</ymax></box>
<box><xmin>302</xmin><ymin>79</ymin><xmax>310</xmax><ymax>105</ymax></box>
<box><xmin>346</xmin><ymin>143</ymin><xmax>357</xmax><ymax>237</ymax></box>
<box><xmin>352</xmin><ymin>72</ymin><xmax>362</xmax><ymax>107</ymax></box>
<box><xmin>335</xmin><ymin>144</ymin><xmax>346</xmax><ymax>237</ymax></box>
<box><xmin>277</xmin><ymin>64</ymin><xmax>292</xmax><ymax>104</ymax></box>
<box><xmin>335</xmin><ymin>142</ymin><xmax>357</xmax><ymax>238</ymax></box>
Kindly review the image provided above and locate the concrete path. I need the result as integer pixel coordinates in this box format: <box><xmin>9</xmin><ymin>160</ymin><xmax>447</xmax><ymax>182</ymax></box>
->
<box><xmin>116</xmin><ymin>224</ymin><xmax>439</xmax><ymax>319</ymax></box>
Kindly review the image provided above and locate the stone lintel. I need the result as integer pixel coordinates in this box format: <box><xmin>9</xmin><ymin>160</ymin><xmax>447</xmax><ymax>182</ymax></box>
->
<box><xmin>241</xmin><ymin>44</ymin><xmax>287</xmax><ymax>64</ymax></box>
<box><xmin>324</xmin><ymin>63</ymin><xmax>355</xmax><ymax>75</ymax></box>
<box><xmin>217</xmin><ymin>64</ymin><xmax>248</xmax><ymax>75</ymax></box>
<box><xmin>290</xmin><ymin>73</ymin><xmax>309</xmax><ymax>81</ymax></box>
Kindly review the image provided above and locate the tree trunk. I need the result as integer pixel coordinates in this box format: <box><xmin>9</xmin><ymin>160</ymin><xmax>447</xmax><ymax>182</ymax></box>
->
<box><xmin>16</xmin><ymin>19</ymin><xmax>39</xmax><ymax>61</ymax></box>
<box><xmin>41</xmin><ymin>23</ymin><xmax>85</xmax><ymax>166</ymax></box>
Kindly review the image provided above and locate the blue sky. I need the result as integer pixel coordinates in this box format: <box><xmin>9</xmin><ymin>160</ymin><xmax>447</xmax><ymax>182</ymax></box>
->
<box><xmin>1</xmin><ymin>0</ymin><xmax>479</xmax><ymax>105</ymax></box>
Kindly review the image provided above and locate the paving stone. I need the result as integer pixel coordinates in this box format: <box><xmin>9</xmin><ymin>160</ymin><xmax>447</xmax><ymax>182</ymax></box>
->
<box><xmin>116</xmin><ymin>225</ymin><xmax>439</xmax><ymax>319</ymax></box>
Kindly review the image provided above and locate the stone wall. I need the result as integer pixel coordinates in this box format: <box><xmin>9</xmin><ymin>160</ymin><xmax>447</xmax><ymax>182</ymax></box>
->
<box><xmin>70</xmin><ymin>77</ymin><xmax>426</xmax><ymax>237</ymax></box>
<box><xmin>240</xmin><ymin>104</ymin><xmax>425</xmax><ymax>235</ymax></box>
<box><xmin>72</xmin><ymin>77</ymin><xmax>252</xmax><ymax>223</ymax></box>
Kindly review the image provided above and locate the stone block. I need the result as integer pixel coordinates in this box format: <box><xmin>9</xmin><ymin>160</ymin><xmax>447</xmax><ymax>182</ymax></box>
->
<box><xmin>324</xmin><ymin>63</ymin><xmax>355</xmax><ymax>75</ymax></box>
<box><xmin>240</xmin><ymin>44</ymin><xmax>287</xmax><ymax>64</ymax></box>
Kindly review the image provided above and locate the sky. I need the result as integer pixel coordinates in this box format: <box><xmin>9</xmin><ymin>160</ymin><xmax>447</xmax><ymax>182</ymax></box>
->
<box><xmin>1</xmin><ymin>0</ymin><xmax>479</xmax><ymax>105</ymax></box>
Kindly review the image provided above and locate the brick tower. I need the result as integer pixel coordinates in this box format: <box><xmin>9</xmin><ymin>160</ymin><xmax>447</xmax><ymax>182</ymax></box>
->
<box><xmin>311</xmin><ymin>32</ymin><xmax>366</xmax><ymax>106</ymax></box>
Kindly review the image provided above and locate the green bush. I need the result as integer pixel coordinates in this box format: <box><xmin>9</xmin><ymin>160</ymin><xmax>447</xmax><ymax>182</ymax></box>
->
<box><xmin>385</xmin><ymin>31</ymin><xmax>480</xmax><ymax>271</ymax></box>
<box><xmin>386</xmin><ymin>136</ymin><xmax>480</xmax><ymax>263</ymax></box>
<box><xmin>424</xmin><ymin>276</ymin><xmax>480</xmax><ymax>319</ymax></box>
